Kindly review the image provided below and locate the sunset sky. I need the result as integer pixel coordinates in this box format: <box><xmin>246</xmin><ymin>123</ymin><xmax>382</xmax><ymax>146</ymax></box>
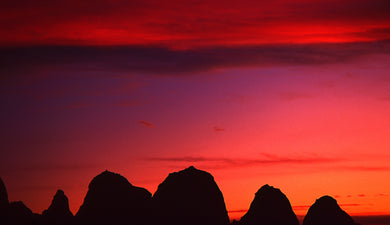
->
<box><xmin>1</xmin><ymin>0</ymin><xmax>390</xmax><ymax>223</ymax></box>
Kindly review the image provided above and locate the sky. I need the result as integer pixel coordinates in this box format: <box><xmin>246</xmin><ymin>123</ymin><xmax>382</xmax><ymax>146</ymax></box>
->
<box><xmin>1</xmin><ymin>0</ymin><xmax>390</xmax><ymax>224</ymax></box>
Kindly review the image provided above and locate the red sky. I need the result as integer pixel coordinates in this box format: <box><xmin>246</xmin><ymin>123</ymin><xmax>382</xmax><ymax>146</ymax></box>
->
<box><xmin>1</xmin><ymin>0</ymin><xmax>390</xmax><ymax>224</ymax></box>
<box><xmin>1</xmin><ymin>0</ymin><xmax>390</xmax><ymax>47</ymax></box>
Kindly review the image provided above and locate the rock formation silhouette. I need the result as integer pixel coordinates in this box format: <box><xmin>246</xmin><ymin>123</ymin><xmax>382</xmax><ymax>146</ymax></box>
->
<box><xmin>41</xmin><ymin>189</ymin><xmax>73</xmax><ymax>225</ymax></box>
<box><xmin>0</xmin><ymin>178</ymin><xmax>37</xmax><ymax>225</ymax></box>
<box><xmin>240</xmin><ymin>184</ymin><xmax>299</xmax><ymax>225</ymax></box>
<box><xmin>0</xmin><ymin>178</ymin><xmax>9</xmax><ymax>211</ymax></box>
<box><xmin>75</xmin><ymin>170</ymin><xmax>151</xmax><ymax>225</ymax></box>
<box><xmin>6</xmin><ymin>201</ymin><xmax>36</xmax><ymax>225</ymax></box>
<box><xmin>0</xmin><ymin>177</ymin><xmax>10</xmax><ymax>224</ymax></box>
<box><xmin>0</xmin><ymin>170</ymin><xmax>369</xmax><ymax>225</ymax></box>
<box><xmin>152</xmin><ymin>166</ymin><xmax>229</xmax><ymax>225</ymax></box>
<box><xmin>303</xmin><ymin>195</ymin><xmax>360</xmax><ymax>225</ymax></box>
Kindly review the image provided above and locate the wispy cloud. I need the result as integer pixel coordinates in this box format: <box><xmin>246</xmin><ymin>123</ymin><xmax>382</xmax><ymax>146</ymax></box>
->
<box><xmin>2</xmin><ymin>41</ymin><xmax>390</xmax><ymax>78</ymax></box>
<box><xmin>145</xmin><ymin>153</ymin><xmax>341</xmax><ymax>169</ymax></box>
<box><xmin>115</xmin><ymin>100</ymin><xmax>144</xmax><ymax>107</ymax></box>
<box><xmin>0</xmin><ymin>162</ymin><xmax>102</xmax><ymax>173</ymax></box>
<box><xmin>228</xmin><ymin>209</ymin><xmax>248</xmax><ymax>213</ymax></box>
<box><xmin>337</xmin><ymin>166</ymin><xmax>390</xmax><ymax>172</ymax></box>
<box><xmin>293</xmin><ymin>203</ymin><xmax>361</xmax><ymax>211</ymax></box>
<box><xmin>138</xmin><ymin>120</ymin><xmax>154</xmax><ymax>128</ymax></box>
<box><xmin>214</xmin><ymin>126</ymin><xmax>225</xmax><ymax>132</ymax></box>
<box><xmin>277</xmin><ymin>91</ymin><xmax>315</xmax><ymax>101</ymax></box>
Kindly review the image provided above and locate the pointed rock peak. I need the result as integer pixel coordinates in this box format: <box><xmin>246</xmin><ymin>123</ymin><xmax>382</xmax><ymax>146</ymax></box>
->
<box><xmin>44</xmin><ymin>189</ymin><xmax>72</xmax><ymax>216</ymax></box>
<box><xmin>42</xmin><ymin>189</ymin><xmax>73</xmax><ymax>225</ymax></box>
<box><xmin>51</xmin><ymin>189</ymin><xmax>68</xmax><ymax>204</ymax></box>
<box><xmin>55</xmin><ymin>189</ymin><xmax>65</xmax><ymax>196</ymax></box>
<box><xmin>303</xmin><ymin>195</ymin><xmax>360</xmax><ymax>225</ymax></box>
<box><xmin>181</xmin><ymin>165</ymin><xmax>202</xmax><ymax>173</ymax></box>
<box><xmin>186</xmin><ymin>165</ymin><xmax>196</xmax><ymax>170</ymax></box>
<box><xmin>0</xmin><ymin>177</ymin><xmax>9</xmax><ymax>209</ymax></box>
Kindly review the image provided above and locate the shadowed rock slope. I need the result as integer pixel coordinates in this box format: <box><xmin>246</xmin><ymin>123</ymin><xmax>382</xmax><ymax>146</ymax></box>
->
<box><xmin>0</xmin><ymin>177</ymin><xmax>9</xmax><ymax>223</ymax></box>
<box><xmin>7</xmin><ymin>201</ymin><xmax>36</xmax><ymax>225</ymax></box>
<box><xmin>41</xmin><ymin>189</ymin><xmax>73</xmax><ymax>225</ymax></box>
<box><xmin>152</xmin><ymin>166</ymin><xmax>229</xmax><ymax>225</ymax></box>
<box><xmin>303</xmin><ymin>195</ymin><xmax>360</xmax><ymax>225</ymax></box>
<box><xmin>240</xmin><ymin>184</ymin><xmax>299</xmax><ymax>225</ymax></box>
<box><xmin>75</xmin><ymin>170</ymin><xmax>152</xmax><ymax>225</ymax></box>
<box><xmin>1</xmin><ymin>177</ymin><xmax>38</xmax><ymax>225</ymax></box>
<box><xmin>0</xmin><ymin>178</ymin><xmax>9</xmax><ymax>211</ymax></box>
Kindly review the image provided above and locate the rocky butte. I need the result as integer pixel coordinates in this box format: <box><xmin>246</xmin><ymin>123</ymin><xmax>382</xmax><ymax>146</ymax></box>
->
<box><xmin>240</xmin><ymin>184</ymin><xmax>299</xmax><ymax>225</ymax></box>
<box><xmin>152</xmin><ymin>166</ymin><xmax>230</xmax><ymax>225</ymax></box>
<box><xmin>75</xmin><ymin>170</ymin><xmax>152</xmax><ymax>225</ymax></box>
<box><xmin>41</xmin><ymin>189</ymin><xmax>73</xmax><ymax>225</ymax></box>
<box><xmin>303</xmin><ymin>195</ymin><xmax>361</xmax><ymax>225</ymax></box>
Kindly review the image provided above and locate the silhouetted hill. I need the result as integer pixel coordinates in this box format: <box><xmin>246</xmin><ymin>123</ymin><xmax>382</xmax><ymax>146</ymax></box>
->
<box><xmin>41</xmin><ymin>189</ymin><xmax>73</xmax><ymax>225</ymax></box>
<box><xmin>75</xmin><ymin>170</ymin><xmax>151</xmax><ymax>225</ymax></box>
<box><xmin>303</xmin><ymin>195</ymin><xmax>360</xmax><ymax>225</ymax></box>
<box><xmin>0</xmin><ymin>178</ymin><xmax>9</xmax><ymax>211</ymax></box>
<box><xmin>152</xmin><ymin>166</ymin><xmax>229</xmax><ymax>225</ymax></box>
<box><xmin>0</xmin><ymin>177</ymin><xmax>9</xmax><ymax>223</ymax></box>
<box><xmin>240</xmin><ymin>184</ymin><xmax>299</xmax><ymax>225</ymax></box>
<box><xmin>6</xmin><ymin>201</ymin><xmax>37</xmax><ymax>225</ymax></box>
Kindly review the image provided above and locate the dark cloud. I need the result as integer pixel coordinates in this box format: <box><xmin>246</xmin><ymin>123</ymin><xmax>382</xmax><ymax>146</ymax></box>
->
<box><xmin>228</xmin><ymin>209</ymin><xmax>248</xmax><ymax>213</ymax></box>
<box><xmin>214</xmin><ymin>126</ymin><xmax>225</xmax><ymax>132</ymax></box>
<box><xmin>0</xmin><ymin>162</ymin><xmax>102</xmax><ymax>173</ymax></box>
<box><xmin>1</xmin><ymin>40</ymin><xmax>390</xmax><ymax>78</ymax></box>
<box><xmin>288</xmin><ymin>0</ymin><xmax>390</xmax><ymax>23</ymax></box>
<box><xmin>115</xmin><ymin>100</ymin><xmax>144</xmax><ymax>107</ymax></box>
<box><xmin>340</xmin><ymin>166</ymin><xmax>390</xmax><ymax>172</ymax></box>
<box><xmin>145</xmin><ymin>153</ymin><xmax>341</xmax><ymax>169</ymax></box>
<box><xmin>137</xmin><ymin>120</ymin><xmax>154</xmax><ymax>128</ymax></box>
<box><xmin>292</xmin><ymin>205</ymin><xmax>311</xmax><ymax>210</ymax></box>
<box><xmin>1</xmin><ymin>0</ymin><xmax>389</xmax><ymax>47</ymax></box>
<box><xmin>354</xmin><ymin>27</ymin><xmax>390</xmax><ymax>40</ymax></box>
<box><xmin>277</xmin><ymin>91</ymin><xmax>315</xmax><ymax>101</ymax></box>
<box><xmin>145</xmin><ymin>155</ymin><xmax>390</xmax><ymax>172</ymax></box>
<box><xmin>293</xmin><ymin>203</ymin><xmax>360</xmax><ymax>211</ymax></box>
<box><xmin>341</xmin><ymin>203</ymin><xmax>361</xmax><ymax>207</ymax></box>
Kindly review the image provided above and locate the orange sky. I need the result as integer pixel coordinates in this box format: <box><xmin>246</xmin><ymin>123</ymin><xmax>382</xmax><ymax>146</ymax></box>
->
<box><xmin>1</xmin><ymin>0</ymin><xmax>390</xmax><ymax>222</ymax></box>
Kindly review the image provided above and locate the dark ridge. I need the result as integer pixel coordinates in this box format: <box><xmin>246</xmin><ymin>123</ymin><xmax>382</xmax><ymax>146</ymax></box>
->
<box><xmin>303</xmin><ymin>195</ymin><xmax>361</xmax><ymax>225</ymax></box>
<box><xmin>240</xmin><ymin>184</ymin><xmax>299</xmax><ymax>225</ymax></box>
<box><xmin>152</xmin><ymin>166</ymin><xmax>229</xmax><ymax>225</ymax></box>
<box><xmin>0</xmin><ymin>170</ymin><xmax>367</xmax><ymax>225</ymax></box>
<box><xmin>0</xmin><ymin>177</ymin><xmax>9</xmax><ymax>213</ymax></box>
<box><xmin>75</xmin><ymin>170</ymin><xmax>152</xmax><ymax>225</ymax></box>
<box><xmin>6</xmin><ymin>201</ymin><xmax>37</xmax><ymax>225</ymax></box>
<box><xmin>41</xmin><ymin>189</ymin><xmax>73</xmax><ymax>225</ymax></box>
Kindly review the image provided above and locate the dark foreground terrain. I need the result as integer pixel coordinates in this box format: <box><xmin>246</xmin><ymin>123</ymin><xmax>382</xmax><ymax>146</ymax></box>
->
<box><xmin>0</xmin><ymin>166</ymin><xmax>364</xmax><ymax>225</ymax></box>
